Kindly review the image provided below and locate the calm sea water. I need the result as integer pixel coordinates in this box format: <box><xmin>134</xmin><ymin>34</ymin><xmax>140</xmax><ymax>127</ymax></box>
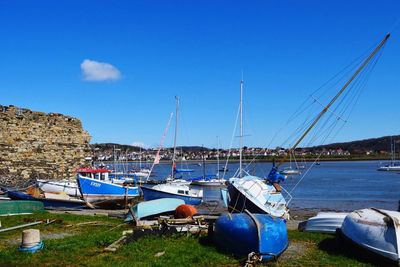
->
<box><xmin>109</xmin><ymin>160</ymin><xmax>400</xmax><ymax>212</ymax></box>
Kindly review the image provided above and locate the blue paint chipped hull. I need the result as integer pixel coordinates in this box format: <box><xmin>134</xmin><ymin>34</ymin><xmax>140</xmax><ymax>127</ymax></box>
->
<box><xmin>214</xmin><ymin>211</ymin><xmax>288</xmax><ymax>261</ymax></box>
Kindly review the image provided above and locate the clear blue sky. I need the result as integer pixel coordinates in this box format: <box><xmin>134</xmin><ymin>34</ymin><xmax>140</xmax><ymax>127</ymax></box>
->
<box><xmin>1</xmin><ymin>1</ymin><xmax>399</xmax><ymax>148</ymax></box>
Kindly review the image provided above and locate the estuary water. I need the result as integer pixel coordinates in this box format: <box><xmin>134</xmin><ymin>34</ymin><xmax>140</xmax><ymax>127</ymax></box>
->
<box><xmin>111</xmin><ymin>160</ymin><xmax>400</xmax><ymax>212</ymax></box>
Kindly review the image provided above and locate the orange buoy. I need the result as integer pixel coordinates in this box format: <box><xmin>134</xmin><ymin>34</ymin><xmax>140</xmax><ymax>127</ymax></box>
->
<box><xmin>175</xmin><ymin>204</ymin><xmax>197</xmax><ymax>219</ymax></box>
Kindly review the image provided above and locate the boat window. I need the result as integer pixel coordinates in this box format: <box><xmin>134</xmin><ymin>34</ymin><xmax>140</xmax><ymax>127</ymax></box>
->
<box><xmin>185</xmin><ymin>191</ymin><xmax>189</xmax><ymax>195</ymax></box>
<box><xmin>100</xmin><ymin>173</ymin><xmax>106</xmax><ymax>180</ymax></box>
<box><xmin>178</xmin><ymin>190</ymin><xmax>185</xmax><ymax>194</ymax></box>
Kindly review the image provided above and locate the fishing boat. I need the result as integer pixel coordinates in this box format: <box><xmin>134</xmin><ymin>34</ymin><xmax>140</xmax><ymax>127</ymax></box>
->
<box><xmin>298</xmin><ymin>212</ymin><xmax>348</xmax><ymax>233</ymax></box>
<box><xmin>213</xmin><ymin>210</ymin><xmax>288</xmax><ymax>262</ymax></box>
<box><xmin>77</xmin><ymin>168</ymin><xmax>139</xmax><ymax>208</ymax></box>
<box><xmin>377</xmin><ymin>137</ymin><xmax>400</xmax><ymax>171</ymax></box>
<box><xmin>125</xmin><ymin>198</ymin><xmax>185</xmax><ymax>222</ymax></box>
<box><xmin>7</xmin><ymin>187</ymin><xmax>89</xmax><ymax>209</ymax></box>
<box><xmin>339</xmin><ymin>208</ymin><xmax>400</xmax><ymax>263</ymax></box>
<box><xmin>141</xmin><ymin>183</ymin><xmax>203</xmax><ymax>205</ymax></box>
<box><xmin>0</xmin><ymin>200</ymin><xmax>44</xmax><ymax>216</ymax></box>
<box><xmin>36</xmin><ymin>179</ymin><xmax>80</xmax><ymax>197</ymax></box>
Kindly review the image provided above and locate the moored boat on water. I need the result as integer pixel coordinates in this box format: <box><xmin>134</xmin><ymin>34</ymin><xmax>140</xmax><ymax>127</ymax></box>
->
<box><xmin>141</xmin><ymin>183</ymin><xmax>203</xmax><ymax>205</ymax></box>
<box><xmin>339</xmin><ymin>208</ymin><xmax>400</xmax><ymax>263</ymax></box>
<box><xmin>190</xmin><ymin>176</ymin><xmax>226</xmax><ymax>187</ymax></box>
<box><xmin>213</xmin><ymin>210</ymin><xmax>288</xmax><ymax>262</ymax></box>
<box><xmin>77</xmin><ymin>168</ymin><xmax>140</xmax><ymax>208</ymax></box>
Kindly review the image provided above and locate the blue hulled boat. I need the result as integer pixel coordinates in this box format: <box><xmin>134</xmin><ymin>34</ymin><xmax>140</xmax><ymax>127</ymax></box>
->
<box><xmin>141</xmin><ymin>184</ymin><xmax>203</xmax><ymax>205</ymax></box>
<box><xmin>77</xmin><ymin>168</ymin><xmax>140</xmax><ymax>208</ymax></box>
<box><xmin>214</xmin><ymin>210</ymin><xmax>288</xmax><ymax>262</ymax></box>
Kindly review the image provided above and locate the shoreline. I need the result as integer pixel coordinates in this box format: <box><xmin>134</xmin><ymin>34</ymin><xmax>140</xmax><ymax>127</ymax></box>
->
<box><xmin>96</xmin><ymin>157</ymin><xmax>391</xmax><ymax>164</ymax></box>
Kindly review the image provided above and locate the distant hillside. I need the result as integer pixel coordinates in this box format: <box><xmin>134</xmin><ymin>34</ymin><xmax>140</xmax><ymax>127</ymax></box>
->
<box><xmin>305</xmin><ymin>135</ymin><xmax>400</xmax><ymax>154</ymax></box>
<box><xmin>90</xmin><ymin>144</ymin><xmax>211</xmax><ymax>152</ymax></box>
<box><xmin>91</xmin><ymin>143</ymin><xmax>145</xmax><ymax>152</ymax></box>
<box><xmin>91</xmin><ymin>135</ymin><xmax>400</xmax><ymax>155</ymax></box>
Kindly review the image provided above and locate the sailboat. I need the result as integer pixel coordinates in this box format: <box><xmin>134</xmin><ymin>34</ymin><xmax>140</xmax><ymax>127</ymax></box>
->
<box><xmin>377</xmin><ymin>137</ymin><xmax>400</xmax><ymax>171</ymax></box>
<box><xmin>228</xmin><ymin>33</ymin><xmax>390</xmax><ymax>218</ymax></box>
<box><xmin>190</xmin><ymin>144</ymin><xmax>226</xmax><ymax>186</ymax></box>
<box><xmin>141</xmin><ymin>97</ymin><xmax>203</xmax><ymax>203</ymax></box>
<box><xmin>214</xmin><ymin>79</ymin><xmax>289</xmax><ymax>262</ymax></box>
<box><xmin>281</xmin><ymin>152</ymin><xmax>301</xmax><ymax>175</ymax></box>
<box><xmin>226</xmin><ymin>79</ymin><xmax>290</xmax><ymax>218</ymax></box>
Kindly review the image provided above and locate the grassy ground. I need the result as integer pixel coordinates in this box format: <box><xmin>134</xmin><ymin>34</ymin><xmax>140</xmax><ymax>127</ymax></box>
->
<box><xmin>0</xmin><ymin>212</ymin><xmax>395</xmax><ymax>266</ymax></box>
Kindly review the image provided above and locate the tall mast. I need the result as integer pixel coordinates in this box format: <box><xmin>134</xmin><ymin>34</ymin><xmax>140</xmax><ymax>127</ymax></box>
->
<box><xmin>217</xmin><ymin>136</ymin><xmax>220</xmax><ymax>176</ymax></box>
<box><xmin>172</xmin><ymin>96</ymin><xmax>179</xmax><ymax>178</ymax></box>
<box><xmin>239</xmin><ymin>78</ymin><xmax>244</xmax><ymax>177</ymax></box>
<box><xmin>277</xmin><ymin>33</ymin><xmax>390</xmax><ymax>168</ymax></box>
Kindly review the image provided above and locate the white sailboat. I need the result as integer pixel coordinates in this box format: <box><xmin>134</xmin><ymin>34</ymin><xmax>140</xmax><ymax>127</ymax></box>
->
<box><xmin>281</xmin><ymin>152</ymin><xmax>301</xmax><ymax>175</ymax></box>
<box><xmin>377</xmin><ymin>137</ymin><xmax>400</xmax><ymax>171</ymax></box>
<box><xmin>141</xmin><ymin>97</ymin><xmax>203</xmax><ymax>201</ymax></box>
<box><xmin>227</xmin><ymin>78</ymin><xmax>290</xmax><ymax>218</ymax></box>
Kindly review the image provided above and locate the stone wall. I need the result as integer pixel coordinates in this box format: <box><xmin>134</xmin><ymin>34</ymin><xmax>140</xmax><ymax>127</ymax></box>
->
<box><xmin>0</xmin><ymin>105</ymin><xmax>91</xmax><ymax>187</ymax></box>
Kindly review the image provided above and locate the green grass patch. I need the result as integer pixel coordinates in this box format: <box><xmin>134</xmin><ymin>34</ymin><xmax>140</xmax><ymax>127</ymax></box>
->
<box><xmin>0</xmin><ymin>214</ymin><xmax>394</xmax><ymax>266</ymax></box>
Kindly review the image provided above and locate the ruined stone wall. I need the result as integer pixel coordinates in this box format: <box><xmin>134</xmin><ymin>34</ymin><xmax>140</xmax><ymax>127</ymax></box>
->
<box><xmin>0</xmin><ymin>105</ymin><xmax>91</xmax><ymax>186</ymax></box>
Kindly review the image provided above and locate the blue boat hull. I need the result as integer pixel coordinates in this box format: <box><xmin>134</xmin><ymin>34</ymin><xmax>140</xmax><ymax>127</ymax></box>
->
<box><xmin>7</xmin><ymin>191</ymin><xmax>87</xmax><ymax>209</ymax></box>
<box><xmin>141</xmin><ymin>186</ymin><xmax>202</xmax><ymax>205</ymax></box>
<box><xmin>214</xmin><ymin>212</ymin><xmax>288</xmax><ymax>261</ymax></box>
<box><xmin>77</xmin><ymin>175</ymin><xmax>139</xmax><ymax>205</ymax></box>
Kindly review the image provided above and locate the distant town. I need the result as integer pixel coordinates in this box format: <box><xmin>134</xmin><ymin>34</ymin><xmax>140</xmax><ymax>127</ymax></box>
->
<box><xmin>90</xmin><ymin>134</ymin><xmax>400</xmax><ymax>162</ymax></box>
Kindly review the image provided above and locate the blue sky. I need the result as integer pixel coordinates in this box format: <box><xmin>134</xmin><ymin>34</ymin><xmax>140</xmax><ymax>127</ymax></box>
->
<box><xmin>1</xmin><ymin>1</ymin><xmax>399</xmax><ymax>148</ymax></box>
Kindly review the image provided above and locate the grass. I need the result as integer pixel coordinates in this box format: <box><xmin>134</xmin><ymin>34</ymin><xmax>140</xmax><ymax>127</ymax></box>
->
<box><xmin>0</xmin><ymin>212</ymin><xmax>395</xmax><ymax>266</ymax></box>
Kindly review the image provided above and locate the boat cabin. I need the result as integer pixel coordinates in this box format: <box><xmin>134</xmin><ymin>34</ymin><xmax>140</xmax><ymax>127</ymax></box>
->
<box><xmin>77</xmin><ymin>168</ymin><xmax>111</xmax><ymax>181</ymax></box>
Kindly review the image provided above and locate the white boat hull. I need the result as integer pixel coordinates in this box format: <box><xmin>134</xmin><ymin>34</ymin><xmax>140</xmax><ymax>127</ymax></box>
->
<box><xmin>228</xmin><ymin>176</ymin><xmax>289</xmax><ymax>219</ymax></box>
<box><xmin>37</xmin><ymin>179</ymin><xmax>80</xmax><ymax>197</ymax></box>
<box><xmin>341</xmin><ymin>208</ymin><xmax>400</xmax><ymax>262</ymax></box>
<box><xmin>191</xmin><ymin>179</ymin><xmax>226</xmax><ymax>186</ymax></box>
<box><xmin>299</xmin><ymin>212</ymin><xmax>348</xmax><ymax>233</ymax></box>
<box><xmin>377</xmin><ymin>166</ymin><xmax>400</xmax><ymax>171</ymax></box>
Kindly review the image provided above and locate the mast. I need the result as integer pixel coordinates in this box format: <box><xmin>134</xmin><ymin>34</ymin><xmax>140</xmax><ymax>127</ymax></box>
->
<box><xmin>217</xmin><ymin>136</ymin><xmax>220</xmax><ymax>176</ymax></box>
<box><xmin>277</xmin><ymin>33</ymin><xmax>390</xmax><ymax>168</ymax></box>
<box><xmin>172</xmin><ymin>96</ymin><xmax>179</xmax><ymax>178</ymax></box>
<box><xmin>239</xmin><ymin>78</ymin><xmax>244</xmax><ymax>177</ymax></box>
<box><xmin>202</xmin><ymin>145</ymin><xmax>206</xmax><ymax>179</ymax></box>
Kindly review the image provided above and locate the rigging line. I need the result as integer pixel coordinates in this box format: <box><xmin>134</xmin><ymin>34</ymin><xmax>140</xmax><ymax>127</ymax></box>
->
<box><xmin>277</xmin><ymin>34</ymin><xmax>390</xmax><ymax>169</ymax></box>
<box><xmin>287</xmin><ymin>118</ymin><xmax>341</xmax><ymax>197</ymax></box>
<box><xmin>311</xmin><ymin>39</ymin><xmax>381</xmax><ymax>97</ymax></box>
<box><xmin>222</xmin><ymin>102</ymin><xmax>241</xmax><ymax>180</ymax></box>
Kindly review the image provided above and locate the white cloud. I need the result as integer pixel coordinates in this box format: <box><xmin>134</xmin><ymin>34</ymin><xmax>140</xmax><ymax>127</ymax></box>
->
<box><xmin>131</xmin><ymin>141</ymin><xmax>148</xmax><ymax>149</ymax></box>
<box><xmin>81</xmin><ymin>59</ymin><xmax>121</xmax><ymax>81</ymax></box>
